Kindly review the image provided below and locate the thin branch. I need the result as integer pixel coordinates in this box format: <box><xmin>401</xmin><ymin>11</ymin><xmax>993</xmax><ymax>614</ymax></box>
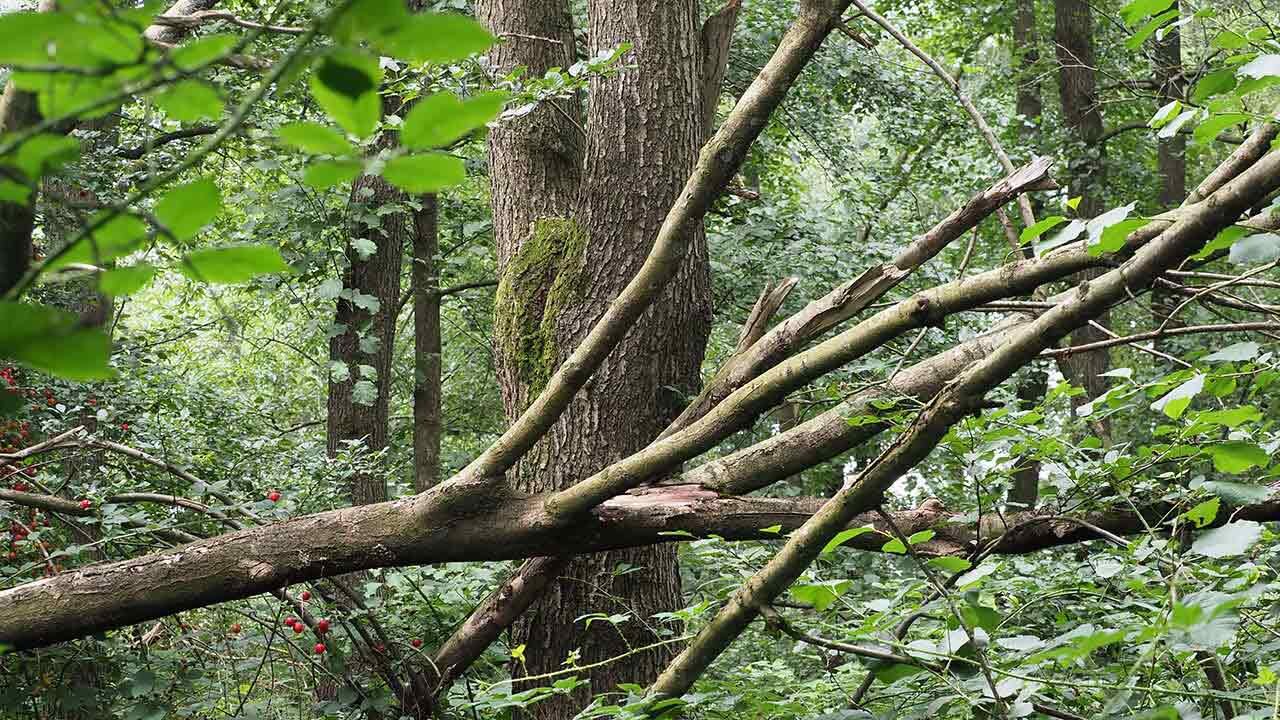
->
<box><xmin>848</xmin><ymin>0</ymin><xmax>1038</xmax><ymax>230</ymax></box>
<box><xmin>1043</xmin><ymin>321</ymin><xmax>1280</xmax><ymax>357</ymax></box>
<box><xmin>151</xmin><ymin>10</ymin><xmax>307</xmax><ymax>35</ymax></box>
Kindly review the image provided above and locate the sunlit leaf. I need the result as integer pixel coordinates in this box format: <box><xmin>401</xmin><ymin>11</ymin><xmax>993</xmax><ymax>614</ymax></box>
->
<box><xmin>154</xmin><ymin>177</ymin><xmax>222</xmax><ymax>241</ymax></box>
<box><xmin>1151</xmin><ymin>374</ymin><xmax>1203</xmax><ymax>418</ymax></box>
<box><xmin>180</xmin><ymin>244</ymin><xmax>293</xmax><ymax>283</ymax></box>
<box><xmin>380</xmin><ymin>153</ymin><xmax>466</xmax><ymax>193</ymax></box>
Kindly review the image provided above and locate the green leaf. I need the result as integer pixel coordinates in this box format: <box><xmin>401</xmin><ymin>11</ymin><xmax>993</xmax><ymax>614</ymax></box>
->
<box><xmin>0</xmin><ymin>302</ymin><xmax>114</xmax><ymax>380</ymax></box>
<box><xmin>872</xmin><ymin>663</ymin><xmax>925</xmax><ymax>684</ymax></box>
<box><xmin>881</xmin><ymin>537</ymin><xmax>906</xmax><ymax>554</ymax></box>
<box><xmin>820</xmin><ymin>526</ymin><xmax>874</xmax><ymax>554</ymax></box>
<box><xmin>1207</xmin><ymin>442</ymin><xmax>1269</xmax><ymax>474</ymax></box>
<box><xmin>1125</xmin><ymin>9</ymin><xmax>1177</xmax><ymax>50</ymax></box>
<box><xmin>1191</xmin><ymin>70</ymin><xmax>1237</xmax><ymax>104</ymax></box>
<box><xmin>170</xmin><ymin>33</ymin><xmax>238</xmax><ymax>71</ymax></box>
<box><xmin>1191</xmin><ymin>521</ymin><xmax>1262</xmax><ymax>558</ymax></box>
<box><xmin>11</xmin><ymin>133</ymin><xmax>80</xmax><ymax>180</ymax></box>
<box><xmin>98</xmin><ymin>264</ymin><xmax>157</xmax><ymax>296</ymax></box>
<box><xmin>1204</xmin><ymin>341</ymin><xmax>1260</xmax><ymax>363</ymax></box>
<box><xmin>332</xmin><ymin>0</ymin><xmax>409</xmax><ymax>44</ymax></box>
<box><xmin>1194</xmin><ymin>405</ymin><xmax>1262</xmax><ymax>428</ymax></box>
<box><xmin>1119</xmin><ymin>0</ymin><xmax>1173</xmax><ymax>25</ymax></box>
<box><xmin>277</xmin><ymin>122</ymin><xmax>356</xmax><ymax>156</ymax></box>
<box><xmin>0</xmin><ymin>11</ymin><xmax>78</xmax><ymax>66</ymax></box>
<box><xmin>180</xmin><ymin>244</ymin><xmax>293</xmax><ymax>283</ymax></box>
<box><xmin>758</xmin><ymin>524</ymin><xmax>782</xmax><ymax>535</ymax></box>
<box><xmin>1096</xmin><ymin>218</ymin><xmax>1148</xmax><ymax>255</ymax></box>
<box><xmin>1028</xmin><ymin>629</ymin><xmax>1126</xmax><ymax>664</ymax></box>
<box><xmin>907</xmin><ymin>530</ymin><xmax>935</xmax><ymax>545</ymax></box>
<box><xmin>402</xmin><ymin>91</ymin><xmax>508</xmax><ymax>150</ymax></box>
<box><xmin>154</xmin><ymin>178</ymin><xmax>222</xmax><ymax>241</ymax></box>
<box><xmin>310</xmin><ymin>51</ymin><xmax>382</xmax><ymax>139</ymax></box>
<box><xmin>927</xmin><ymin>556</ymin><xmax>972</xmax><ymax>573</ymax></box>
<box><xmin>1019</xmin><ymin>215</ymin><xmax>1065</xmax><ymax>243</ymax></box>
<box><xmin>1183</xmin><ymin>497</ymin><xmax>1219</xmax><ymax>528</ymax></box>
<box><xmin>789</xmin><ymin>581</ymin><xmax>850</xmax><ymax>612</ymax></box>
<box><xmin>1085</xmin><ymin>203</ymin><xmax>1136</xmax><ymax>255</ymax></box>
<box><xmin>47</xmin><ymin>213</ymin><xmax>148</xmax><ymax>270</ymax></box>
<box><xmin>152</xmin><ymin>80</ymin><xmax>223</xmax><ymax>123</ymax></box>
<box><xmin>1193</xmin><ymin>113</ymin><xmax>1249</xmax><ymax>145</ymax></box>
<box><xmin>1200</xmin><ymin>481</ymin><xmax>1272</xmax><ymax>506</ymax></box>
<box><xmin>1151</xmin><ymin>373</ymin><xmax>1203</xmax><ymax>418</ymax></box>
<box><xmin>377</xmin><ymin>13</ymin><xmax>496</xmax><ymax>64</ymax></box>
<box><xmin>1148</xmin><ymin>100</ymin><xmax>1181</xmax><ymax>129</ymax></box>
<box><xmin>1193</xmin><ymin>225</ymin><xmax>1249</xmax><ymax>260</ymax></box>
<box><xmin>0</xmin><ymin>180</ymin><xmax>31</xmax><ymax>205</ymax></box>
<box><xmin>380</xmin><ymin>153</ymin><xmax>466</xmax><ymax>193</ymax></box>
<box><xmin>1211</xmin><ymin>30</ymin><xmax>1249</xmax><ymax>50</ymax></box>
<box><xmin>304</xmin><ymin>159</ymin><xmax>363</xmax><ymax>189</ymax></box>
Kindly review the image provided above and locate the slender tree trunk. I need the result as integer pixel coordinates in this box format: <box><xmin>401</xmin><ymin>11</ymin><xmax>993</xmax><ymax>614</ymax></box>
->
<box><xmin>326</xmin><ymin>138</ymin><xmax>405</xmax><ymax>506</ymax></box>
<box><xmin>480</xmin><ymin>0</ymin><xmax>712</xmax><ymax>715</ymax></box>
<box><xmin>1054</xmin><ymin>0</ymin><xmax>1111</xmax><ymax>412</ymax></box>
<box><xmin>412</xmin><ymin>194</ymin><xmax>442</xmax><ymax>492</ymax></box>
<box><xmin>1008</xmin><ymin>0</ymin><xmax>1045</xmax><ymax>508</ymax></box>
<box><xmin>1151</xmin><ymin>11</ymin><xmax>1186</xmax><ymax>352</ymax></box>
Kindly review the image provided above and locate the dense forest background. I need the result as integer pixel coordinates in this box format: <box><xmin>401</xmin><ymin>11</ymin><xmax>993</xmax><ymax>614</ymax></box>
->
<box><xmin>1</xmin><ymin>0</ymin><xmax>1280</xmax><ymax>718</ymax></box>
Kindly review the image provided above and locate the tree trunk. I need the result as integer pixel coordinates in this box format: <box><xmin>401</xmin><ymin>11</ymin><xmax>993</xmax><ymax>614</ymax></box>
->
<box><xmin>1054</xmin><ymin>0</ymin><xmax>1111</xmax><ymax>411</ymax></box>
<box><xmin>1151</xmin><ymin>10</ymin><xmax>1186</xmax><ymax>352</ymax></box>
<box><xmin>1008</xmin><ymin>0</ymin><xmax>1045</xmax><ymax>508</ymax></box>
<box><xmin>326</xmin><ymin>132</ymin><xmax>406</xmax><ymax>506</ymax></box>
<box><xmin>412</xmin><ymin>194</ymin><xmax>442</xmax><ymax>492</ymax></box>
<box><xmin>480</xmin><ymin>0</ymin><xmax>712</xmax><ymax>715</ymax></box>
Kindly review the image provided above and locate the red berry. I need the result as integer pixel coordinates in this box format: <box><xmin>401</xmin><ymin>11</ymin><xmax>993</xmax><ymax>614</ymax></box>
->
<box><xmin>46</xmin><ymin>398</ymin><xmax>55</xmax><ymax>406</ymax></box>
<box><xmin>267</xmin><ymin>491</ymin><xmax>281</xmax><ymax>502</ymax></box>
<box><xmin>293</xmin><ymin>622</ymin><xmax>305</xmax><ymax>634</ymax></box>
<box><xmin>300</xmin><ymin>591</ymin><xmax>311</xmax><ymax>601</ymax></box>
<box><xmin>374</xmin><ymin>643</ymin><xmax>386</xmax><ymax>653</ymax></box>
<box><xmin>230</xmin><ymin>623</ymin><xmax>242</xmax><ymax>634</ymax></box>
<box><xmin>410</xmin><ymin>638</ymin><xmax>423</xmax><ymax>649</ymax></box>
<box><xmin>316</xmin><ymin>619</ymin><xmax>330</xmax><ymax>634</ymax></box>
<box><xmin>13</xmin><ymin>482</ymin><xmax>26</xmax><ymax>492</ymax></box>
<box><xmin>78</xmin><ymin>499</ymin><xmax>91</xmax><ymax>510</ymax></box>
<box><xmin>314</xmin><ymin>643</ymin><xmax>326</xmax><ymax>655</ymax></box>
<box><xmin>86</xmin><ymin>398</ymin><xmax>96</xmax><ymax>406</ymax></box>
<box><xmin>120</xmin><ymin>422</ymin><xmax>129</xmax><ymax>431</ymax></box>
<box><xmin>284</xmin><ymin>616</ymin><xmax>297</xmax><ymax>627</ymax></box>
<box><xmin>6</xmin><ymin>551</ymin><xmax>15</xmax><ymax>560</ymax></box>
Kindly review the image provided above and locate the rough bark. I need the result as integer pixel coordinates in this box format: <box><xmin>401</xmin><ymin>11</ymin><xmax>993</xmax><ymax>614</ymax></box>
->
<box><xmin>1054</xmin><ymin>0</ymin><xmax>1111</xmax><ymax>411</ymax></box>
<box><xmin>1014</xmin><ymin>0</ymin><xmax>1043</xmax><ymax>140</ymax></box>
<box><xmin>0</xmin><ymin>70</ymin><xmax>42</xmax><ymax>299</ymax></box>
<box><xmin>1009</xmin><ymin>0</ymin><xmax>1045</xmax><ymax>508</ymax></box>
<box><xmin>326</xmin><ymin>143</ymin><xmax>405</xmax><ymax>506</ymax></box>
<box><xmin>484</xmin><ymin>0</ymin><xmax>712</xmax><ymax>712</ymax></box>
<box><xmin>412</xmin><ymin>194</ymin><xmax>442</xmax><ymax>492</ymax></box>
<box><xmin>1151</xmin><ymin>12</ymin><xmax>1186</xmax><ymax>351</ymax></box>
